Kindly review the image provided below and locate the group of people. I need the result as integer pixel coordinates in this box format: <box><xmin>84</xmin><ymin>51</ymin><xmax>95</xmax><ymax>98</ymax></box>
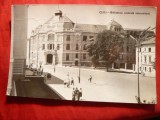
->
<box><xmin>72</xmin><ymin>87</ymin><xmax>82</xmax><ymax>101</ymax></box>
<box><xmin>37</xmin><ymin>65</ymin><xmax>43</xmax><ymax>75</ymax></box>
<box><xmin>29</xmin><ymin>63</ymin><xmax>43</xmax><ymax>76</ymax></box>
<box><xmin>63</xmin><ymin>72</ymin><xmax>94</xmax><ymax>101</ymax></box>
<box><xmin>64</xmin><ymin>76</ymin><xmax>74</xmax><ymax>88</ymax></box>
<box><xmin>64</xmin><ymin>72</ymin><xmax>74</xmax><ymax>87</ymax></box>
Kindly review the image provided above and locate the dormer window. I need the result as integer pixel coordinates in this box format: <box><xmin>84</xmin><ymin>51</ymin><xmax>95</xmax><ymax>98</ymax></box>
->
<box><xmin>48</xmin><ymin>34</ymin><xmax>54</xmax><ymax>41</ymax></box>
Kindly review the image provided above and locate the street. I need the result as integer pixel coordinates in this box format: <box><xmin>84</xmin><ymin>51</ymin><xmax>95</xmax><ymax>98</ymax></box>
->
<box><xmin>43</xmin><ymin>65</ymin><xmax>156</xmax><ymax>103</ymax></box>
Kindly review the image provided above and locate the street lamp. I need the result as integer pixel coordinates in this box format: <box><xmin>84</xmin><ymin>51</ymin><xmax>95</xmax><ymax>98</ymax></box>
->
<box><xmin>76</xmin><ymin>33</ymin><xmax>82</xmax><ymax>83</ymax></box>
<box><xmin>130</xmin><ymin>26</ymin><xmax>153</xmax><ymax>104</ymax></box>
<box><xmin>53</xmin><ymin>43</ymin><xmax>63</xmax><ymax>73</ymax></box>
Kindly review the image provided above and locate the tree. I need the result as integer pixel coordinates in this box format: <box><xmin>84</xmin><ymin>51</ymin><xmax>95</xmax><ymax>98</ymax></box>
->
<box><xmin>87</xmin><ymin>30</ymin><xmax>124</xmax><ymax>71</ymax></box>
<box><xmin>87</xmin><ymin>43</ymin><xmax>99</xmax><ymax>68</ymax></box>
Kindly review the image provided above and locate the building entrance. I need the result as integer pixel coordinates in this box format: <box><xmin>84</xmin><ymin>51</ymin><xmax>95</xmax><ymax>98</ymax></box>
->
<box><xmin>75</xmin><ymin>61</ymin><xmax>78</xmax><ymax>66</ymax></box>
<box><xmin>47</xmin><ymin>54</ymin><xmax>53</xmax><ymax>64</ymax></box>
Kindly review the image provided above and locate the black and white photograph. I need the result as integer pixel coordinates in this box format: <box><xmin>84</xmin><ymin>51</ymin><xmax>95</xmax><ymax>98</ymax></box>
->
<box><xmin>7</xmin><ymin>5</ymin><xmax>157</xmax><ymax>104</ymax></box>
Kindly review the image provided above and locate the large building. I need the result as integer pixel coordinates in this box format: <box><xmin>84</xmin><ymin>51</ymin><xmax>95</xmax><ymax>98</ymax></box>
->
<box><xmin>135</xmin><ymin>37</ymin><xmax>156</xmax><ymax>77</ymax></box>
<box><xmin>27</xmin><ymin>10</ymin><xmax>154</xmax><ymax>71</ymax></box>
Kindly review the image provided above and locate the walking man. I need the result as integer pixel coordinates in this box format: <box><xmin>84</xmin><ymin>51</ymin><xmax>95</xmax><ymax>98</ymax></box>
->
<box><xmin>71</xmin><ymin>77</ymin><xmax>74</xmax><ymax>86</ymax></box>
<box><xmin>88</xmin><ymin>75</ymin><xmax>92</xmax><ymax>83</ymax></box>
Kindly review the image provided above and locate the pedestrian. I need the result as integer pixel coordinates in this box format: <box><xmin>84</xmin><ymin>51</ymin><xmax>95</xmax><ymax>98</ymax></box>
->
<box><xmin>64</xmin><ymin>79</ymin><xmax>67</xmax><ymax>87</ymax></box>
<box><xmin>72</xmin><ymin>88</ymin><xmax>76</xmax><ymax>100</ymax></box>
<box><xmin>67</xmin><ymin>78</ymin><xmax>70</xmax><ymax>88</ymax></box>
<box><xmin>88</xmin><ymin>75</ymin><xmax>92</xmax><ymax>83</ymax></box>
<box><xmin>78</xmin><ymin>88</ymin><xmax>82</xmax><ymax>101</ymax></box>
<box><xmin>71</xmin><ymin>77</ymin><xmax>74</xmax><ymax>86</ymax></box>
<box><xmin>74</xmin><ymin>87</ymin><xmax>79</xmax><ymax>101</ymax></box>
<box><xmin>47</xmin><ymin>73</ymin><xmax>51</xmax><ymax>80</ymax></box>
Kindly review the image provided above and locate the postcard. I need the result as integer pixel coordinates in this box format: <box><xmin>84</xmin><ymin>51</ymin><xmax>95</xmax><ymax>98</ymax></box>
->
<box><xmin>7</xmin><ymin>5</ymin><xmax>157</xmax><ymax>104</ymax></box>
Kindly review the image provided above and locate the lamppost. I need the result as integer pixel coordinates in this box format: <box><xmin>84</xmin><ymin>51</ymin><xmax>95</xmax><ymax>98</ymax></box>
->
<box><xmin>130</xmin><ymin>26</ymin><xmax>154</xmax><ymax>103</ymax></box>
<box><xmin>76</xmin><ymin>33</ymin><xmax>82</xmax><ymax>83</ymax></box>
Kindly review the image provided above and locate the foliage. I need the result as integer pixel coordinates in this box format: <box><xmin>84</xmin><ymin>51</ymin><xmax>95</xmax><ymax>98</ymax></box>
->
<box><xmin>87</xmin><ymin>30</ymin><xmax>124</xmax><ymax>71</ymax></box>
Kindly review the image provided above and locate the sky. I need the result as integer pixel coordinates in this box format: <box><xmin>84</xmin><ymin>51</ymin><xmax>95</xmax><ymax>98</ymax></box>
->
<box><xmin>27</xmin><ymin>5</ymin><xmax>157</xmax><ymax>38</ymax></box>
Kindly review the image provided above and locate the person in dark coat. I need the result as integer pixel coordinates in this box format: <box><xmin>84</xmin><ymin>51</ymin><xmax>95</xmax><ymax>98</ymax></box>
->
<box><xmin>74</xmin><ymin>87</ymin><xmax>79</xmax><ymax>101</ymax></box>
<box><xmin>47</xmin><ymin>73</ymin><xmax>51</xmax><ymax>80</ymax></box>
<box><xmin>88</xmin><ymin>75</ymin><xmax>92</xmax><ymax>83</ymax></box>
<box><xmin>71</xmin><ymin>77</ymin><xmax>74</xmax><ymax>86</ymax></box>
<box><xmin>78</xmin><ymin>88</ymin><xmax>82</xmax><ymax>101</ymax></box>
<box><xmin>72</xmin><ymin>88</ymin><xmax>76</xmax><ymax>100</ymax></box>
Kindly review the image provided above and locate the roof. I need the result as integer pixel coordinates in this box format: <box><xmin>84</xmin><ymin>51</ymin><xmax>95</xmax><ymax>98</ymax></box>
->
<box><xmin>59</xmin><ymin>16</ymin><xmax>73</xmax><ymax>23</ymax></box>
<box><xmin>107</xmin><ymin>20</ymin><xmax>122</xmax><ymax>27</ymax></box>
<box><xmin>141</xmin><ymin>37</ymin><xmax>155</xmax><ymax>45</ymax></box>
<box><xmin>74</xmin><ymin>23</ymin><xmax>107</xmax><ymax>33</ymax></box>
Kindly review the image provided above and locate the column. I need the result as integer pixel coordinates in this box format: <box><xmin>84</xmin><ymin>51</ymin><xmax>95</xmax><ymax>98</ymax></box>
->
<box><xmin>132</xmin><ymin>64</ymin><xmax>135</xmax><ymax>71</ymax></box>
<box><xmin>125</xmin><ymin>63</ymin><xmax>127</xmax><ymax>69</ymax></box>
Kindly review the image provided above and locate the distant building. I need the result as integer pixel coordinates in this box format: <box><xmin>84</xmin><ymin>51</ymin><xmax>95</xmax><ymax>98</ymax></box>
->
<box><xmin>135</xmin><ymin>37</ymin><xmax>156</xmax><ymax>77</ymax></box>
<box><xmin>27</xmin><ymin>10</ymin><xmax>154</xmax><ymax>71</ymax></box>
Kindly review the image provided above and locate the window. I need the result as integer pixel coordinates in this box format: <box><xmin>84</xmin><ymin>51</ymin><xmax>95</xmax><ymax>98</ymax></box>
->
<box><xmin>149</xmin><ymin>67</ymin><xmax>151</xmax><ymax>72</ymax></box>
<box><xmin>66</xmin><ymin>35</ymin><xmax>70</xmax><ymax>41</ymax></box>
<box><xmin>50</xmin><ymin>44</ymin><xmax>52</xmax><ymax>50</ymax></box>
<box><xmin>76</xmin><ymin>44</ymin><xmax>79</xmax><ymax>50</ymax></box>
<box><xmin>48</xmin><ymin>34</ymin><xmax>54</xmax><ymax>41</ymax></box>
<box><xmin>145</xmin><ymin>67</ymin><xmax>146</xmax><ymax>71</ymax></box>
<box><xmin>75</xmin><ymin>54</ymin><xmax>78</xmax><ymax>58</ymax></box>
<box><xmin>42</xmin><ymin>44</ymin><xmax>45</xmax><ymax>50</ymax></box>
<box><xmin>149</xmin><ymin>48</ymin><xmax>151</xmax><ymax>52</ymax></box>
<box><xmin>144</xmin><ymin>56</ymin><xmax>147</xmax><ymax>63</ymax></box>
<box><xmin>139</xmin><ymin>48</ymin><xmax>141</xmax><ymax>52</ymax></box>
<box><xmin>83</xmin><ymin>36</ymin><xmax>87</xmax><ymax>41</ymax></box>
<box><xmin>83</xmin><ymin>44</ymin><xmax>86</xmax><ymax>50</ymax></box>
<box><xmin>66</xmin><ymin>54</ymin><xmax>69</xmax><ymax>61</ymax></box>
<box><xmin>66</xmin><ymin>44</ymin><xmax>70</xmax><ymax>50</ymax></box>
<box><xmin>149</xmin><ymin>56</ymin><xmax>151</xmax><ymax>63</ymax></box>
<box><xmin>83</xmin><ymin>54</ymin><xmax>86</xmax><ymax>60</ymax></box>
<box><xmin>57</xmin><ymin>44</ymin><xmax>60</xmax><ymax>50</ymax></box>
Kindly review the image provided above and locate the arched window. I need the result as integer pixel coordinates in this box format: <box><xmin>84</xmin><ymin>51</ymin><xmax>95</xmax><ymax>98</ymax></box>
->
<box><xmin>48</xmin><ymin>34</ymin><xmax>54</xmax><ymax>41</ymax></box>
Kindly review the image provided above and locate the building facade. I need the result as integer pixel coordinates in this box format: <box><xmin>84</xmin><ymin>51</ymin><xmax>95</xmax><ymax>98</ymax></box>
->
<box><xmin>27</xmin><ymin>10</ymin><xmax>154</xmax><ymax>71</ymax></box>
<box><xmin>7</xmin><ymin>6</ymin><xmax>28</xmax><ymax>95</ymax></box>
<box><xmin>136</xmin><ymin>37</ymin><xmax>155</xmax><ymax>77</ymax></box>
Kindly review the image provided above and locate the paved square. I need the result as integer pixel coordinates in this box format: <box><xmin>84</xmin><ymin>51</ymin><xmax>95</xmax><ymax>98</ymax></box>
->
<box><xmin>44</xmin><ymin>65</ymin><xmax>156</xmax><ymax>103</ymax></box>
